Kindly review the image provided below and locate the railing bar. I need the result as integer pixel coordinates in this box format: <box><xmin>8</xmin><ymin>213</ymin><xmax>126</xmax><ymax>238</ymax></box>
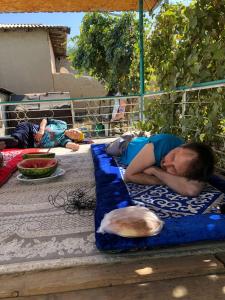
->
<box><xmin>145</xmin><ymin>98</ymin><xmax>218</xmax><ymax>105</ymax></box>
<box><xmin>3</xmin><ymin>116</ymin><xmax>74</xmax><ymax>122</ymax></box>
<box><xmin>74</xmin><ymin>111</ymin><xmax>139</xmax><ymax>119</ymax></box>
<box><xmin>0</xmin><ymin>95</ymin><xmax>140</xmax><ymax>106</ymax></box>
<box><xmin>73</xmin><ymin>103</ymin><xmax>137</xmax><ymax>110</ymax></box>
<box><xmin>145</xmin><ymin>81</ymin><xmax>225</xmax><ymax>97</ymax></box>
<box><xmin>1</xmin><ymin>103</ymin><xmax>138</xmax><ymax>111</ymax></box>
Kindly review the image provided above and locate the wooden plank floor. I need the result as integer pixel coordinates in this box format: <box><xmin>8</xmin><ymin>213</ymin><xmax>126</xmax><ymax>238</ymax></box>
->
<box><xmin>1</xmin><ymin>252</ymin><xmax>225</xmax><ymax>299</ymax></box>
<box><xmin>5</xmin><ymin>274</ymin><xmax>225</xmax><ymax>300</ymax></box>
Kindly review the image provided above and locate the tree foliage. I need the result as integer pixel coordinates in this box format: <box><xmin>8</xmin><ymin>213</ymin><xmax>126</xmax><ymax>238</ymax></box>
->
<box><xmin>147</xmin><ymin>0</ymin><xmax>225</xmax><ymax>89</ymax></box>
<box><xmin>70</xmin><ymin>3</ymin><xmax>225</xmax><ymax>168</ymax></box>
<box><xmin>142</xmin><ymin>0</ymin><xmax>225</xmax><ymax>156</ymax></box>
<box><xmin>70</xmin><ymin>12</ymin><xmax>138</xmax><ymax>94</ymax></box>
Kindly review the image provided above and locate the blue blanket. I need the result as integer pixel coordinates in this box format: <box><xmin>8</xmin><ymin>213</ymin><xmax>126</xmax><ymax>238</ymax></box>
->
<box><xmin>91</xmin><ymin>144</ymin><xmax>225</xmax><ymax>251</ymax></box>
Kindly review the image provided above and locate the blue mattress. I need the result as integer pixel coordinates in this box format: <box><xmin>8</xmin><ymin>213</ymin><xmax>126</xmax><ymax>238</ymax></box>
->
<box><xmin>91</xmin><ymin>144</ymin><xmax>225</xmax><ymax>251</ymax></box>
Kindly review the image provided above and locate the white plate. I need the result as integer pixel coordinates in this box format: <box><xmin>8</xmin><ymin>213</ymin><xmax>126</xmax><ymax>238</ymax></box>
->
<box><xmin>17</xmin><ymin>168</ymin><xmax>66</xmax><ymax>183</ymax></box>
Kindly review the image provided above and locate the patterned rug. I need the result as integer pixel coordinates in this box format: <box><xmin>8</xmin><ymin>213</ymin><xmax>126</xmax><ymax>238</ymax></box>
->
<box><xmin>0</xmin><ymin>144</ymin><xmax>102</xmax><ymax>271</ymax></box>
<box><xmin>91</xmin><ymin>144</ymin><xmax>225</xmax><ymax>252</ymax></box>
<box><xmin>116</xmin><ymin>160</ymin><xmax>224</xmax><ymax>219</ymax></box>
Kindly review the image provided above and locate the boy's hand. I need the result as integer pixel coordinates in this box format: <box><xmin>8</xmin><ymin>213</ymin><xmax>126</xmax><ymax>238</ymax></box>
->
<box><xmin>66</xmin><ymin>142</ymin><xmax>80</xmax><ymax>151</ymax></box>
<box><xmin>34</xmin><ymin>130</ymin><xmax>44</xmax><ymax>143</ymax></box>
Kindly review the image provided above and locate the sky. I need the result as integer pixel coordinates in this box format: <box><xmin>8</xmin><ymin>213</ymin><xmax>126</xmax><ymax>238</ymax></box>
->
<box><xmin>0</xmin><ymin>1</ymin><xmax>191</xmax><ymax>46</ymax></box>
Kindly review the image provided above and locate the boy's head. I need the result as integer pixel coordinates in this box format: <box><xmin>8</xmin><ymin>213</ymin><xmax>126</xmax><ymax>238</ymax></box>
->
<box><xmin>64</xmin><ymin>129</ymin><xmax>84</xmax><ymax>142</ymax></box>
<box><xmin>161</xmin><ymin>142</ymin><xmax>215</xmax><ymax>182</ymax></box>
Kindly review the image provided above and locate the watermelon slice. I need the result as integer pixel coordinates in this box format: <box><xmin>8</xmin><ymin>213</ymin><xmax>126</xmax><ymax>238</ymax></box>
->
<box><xmin>17</xmin><ymin>158</ymin><xmax>58</xmax><ymax>178</ymax></box>
<box><xmin>22</xmin><ymin>152</ymin><xmax>55</xmax><ymax>159</ymax></box>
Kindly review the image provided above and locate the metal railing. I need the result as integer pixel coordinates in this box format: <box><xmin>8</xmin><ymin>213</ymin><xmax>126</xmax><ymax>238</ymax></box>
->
<box><xmin>144</xmin><ymin>80</ymin><xmax>225</xmax><ymax>173</ymax></box>
<box><xmin>0</xmin><ymin>80</ymin><xmax>224</xmax><ymax>173</ymax></box>
<box><xmin>0</xmin><ymin>95</ymin><xmax>140</xmax><ymax>138</ymax></box>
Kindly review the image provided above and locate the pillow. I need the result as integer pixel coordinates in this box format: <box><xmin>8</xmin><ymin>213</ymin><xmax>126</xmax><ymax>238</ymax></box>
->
<box><xmin>97</xmin><ymin>206</ymin><xmax>164</xmax><ymax>238</ymax></box>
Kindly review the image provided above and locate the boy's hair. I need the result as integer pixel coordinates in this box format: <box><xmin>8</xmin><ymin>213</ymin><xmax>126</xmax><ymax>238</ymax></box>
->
<box><xmin>181</xmin><ymin>142</ymin><xmax>215</xmax><ymax>182</ymax></box>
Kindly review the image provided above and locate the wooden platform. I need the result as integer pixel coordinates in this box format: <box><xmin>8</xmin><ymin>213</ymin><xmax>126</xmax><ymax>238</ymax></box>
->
<box><xmin>1</xmin><ymin>140</ymin><xmax>225</xmax><ymax>299</ymax></box>
<box><xmin>1</xmin><ymin>242</ymin><xmax>225</xmax><ymax>299</ymax></box>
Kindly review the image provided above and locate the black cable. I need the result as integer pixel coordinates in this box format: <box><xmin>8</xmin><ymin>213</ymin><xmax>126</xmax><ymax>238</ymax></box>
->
<box><xmin>48</xmin><ymin>186</ymin><xmax>96</xmax><ymax>216</ymax></box>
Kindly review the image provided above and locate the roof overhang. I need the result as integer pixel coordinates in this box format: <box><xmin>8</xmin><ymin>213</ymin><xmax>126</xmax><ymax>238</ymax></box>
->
<box><xmin>0</xmin><ymin>0</ymin><xmax>159</xmax><ymax>13</ymax></box>
<box><xmin>0</xmin><ymin>88</ymin><xmax>14</xmax><ymax>95</ymax></box>
<box><xmin>0</xmin><ymin>24</ymin><xmax>70</xmax><ymax>57</ymax></box>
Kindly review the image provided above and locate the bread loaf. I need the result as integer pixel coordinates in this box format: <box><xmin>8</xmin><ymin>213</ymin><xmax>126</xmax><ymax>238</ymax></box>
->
<box><xmin>97</xmin><ymin>206</ymin><xmax>164</xmax><ymax>237</ymax></box>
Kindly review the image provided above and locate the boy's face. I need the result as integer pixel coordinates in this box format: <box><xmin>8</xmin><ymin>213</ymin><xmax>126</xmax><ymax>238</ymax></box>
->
<box><xmin>160</xmin><ymin>147</ymin><xmax>197</xmax><ymax>177</ymax></box>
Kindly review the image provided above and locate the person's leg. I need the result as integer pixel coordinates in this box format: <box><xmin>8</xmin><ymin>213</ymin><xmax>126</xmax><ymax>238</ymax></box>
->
<box><xmin>11</xmin><ymin>122</ymin><xmax>35</xmax><ymax>148</ymax></box>
<box><xmin>0</xmin><ymin>137</ymin><xmax>19</xmax><ymax>148</ymax></box>
<box><xmin>105</xmin><ymin>133</ymin><xmax>135</xmax><ymax>156</ymax></box>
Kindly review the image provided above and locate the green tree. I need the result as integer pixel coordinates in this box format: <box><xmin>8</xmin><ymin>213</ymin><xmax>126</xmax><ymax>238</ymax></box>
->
<box><xmin>141</xmin><ymin>0</ymin><xmax>225</xmax><ymax>169</ymax></box>
<box><xmin>70</xmin><ymin>12</ymin><xmax>139</xmax><ymax>94</ymax></box>
<box><xmin>146</xmin><ymin>0</ymin><xmax>225</xmax><ymax>89</ymax></box>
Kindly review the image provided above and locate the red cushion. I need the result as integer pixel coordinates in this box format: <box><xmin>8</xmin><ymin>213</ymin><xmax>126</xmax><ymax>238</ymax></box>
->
<box><xmin>0</xmin><ymin>148</ymin><xmax>40</xmax><ymax>187</ymax></box>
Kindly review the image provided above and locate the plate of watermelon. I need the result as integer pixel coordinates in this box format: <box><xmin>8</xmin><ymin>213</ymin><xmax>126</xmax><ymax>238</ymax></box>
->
<box><xmin>17</xmin><ymin>167</ymin><xmax>65</xmax><ymax>182</ymax></box>
<box><xmin>16</xmin><ymin>158</ymin><xmax>65</xmax><ymax>182</ymax></box>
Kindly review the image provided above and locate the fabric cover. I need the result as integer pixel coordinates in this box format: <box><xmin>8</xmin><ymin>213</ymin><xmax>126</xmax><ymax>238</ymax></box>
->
<box><xmin>0</xmin><ymin>148</ymin><xmax>39</xmax><ymax>187</ymax></box>
<box><xmin>91</xmin><ymin>144</ymin><xmax>225</xmax><ymax>252</ymax></box>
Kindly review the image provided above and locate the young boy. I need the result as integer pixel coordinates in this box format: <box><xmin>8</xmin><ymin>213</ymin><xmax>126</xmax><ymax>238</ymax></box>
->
<box><xmin>106</xmin><ymin>133</ymin><xmax>215</xmax><ymax>196</ymax></box>
<box><xmin>11</xmin><ymin>118</ymin><xmax>84</xmax><ymax>151</ymax></box>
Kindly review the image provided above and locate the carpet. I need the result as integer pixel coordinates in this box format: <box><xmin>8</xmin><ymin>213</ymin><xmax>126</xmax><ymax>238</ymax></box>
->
<box><xmin>116</xmin><ymin>158</ymin><xmax>224</xmax><ymax>218</ymax></box>
<box><xmin>0</xmin><ymin>145</ymin><xmax>99</xmax><ymax>269</ymax></box>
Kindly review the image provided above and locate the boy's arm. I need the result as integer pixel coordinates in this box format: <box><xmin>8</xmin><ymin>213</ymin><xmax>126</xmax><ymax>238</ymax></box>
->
<box><xmin>35</xmin><ymin>118</ymin><xmax>48</xmax><ymax>142</ymax></box>
<box><xmin>124</xmin><ymin>143</ymin><xmax>203</xmax><ymax>196</ymax></box>
<box><xmin>144</xmin><ymin>166</ymin><xmax>204</xmax><ymax>196</ymax></box>
<box><xmin>124</xmin><ymin>143</ymin><xmax>161</xmax><ymax>184</ymax></box>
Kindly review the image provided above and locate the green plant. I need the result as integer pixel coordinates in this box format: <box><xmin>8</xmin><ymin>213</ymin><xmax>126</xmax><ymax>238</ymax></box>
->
<box><xmin>70</xmin><ymin>12</ymin><xmax>139</xmax><ymax>94</ymax></box>
<box><xmin>141</xmin><ymin>0</ymin><xmax>225</xmax><ymax>169</ymax></box>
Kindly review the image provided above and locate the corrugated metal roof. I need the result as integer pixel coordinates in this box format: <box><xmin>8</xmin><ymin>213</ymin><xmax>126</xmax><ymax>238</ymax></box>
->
<box><xmin>0</xmin><ymin>24</ymin><xmax>70</xmax><ymax>33</ymax></box>
<box><xmin>0</xmin><ymin>24</ymin><xmax>70</xmax><ymax>57</ymax></box>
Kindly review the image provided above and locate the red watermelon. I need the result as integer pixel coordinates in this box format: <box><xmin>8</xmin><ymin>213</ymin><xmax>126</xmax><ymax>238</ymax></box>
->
<box><xmin>17</xmin><ymin>158</ymin><xmax>58</xmax><ymax>178</ymax></box>
<box><xmin>22</xmin><ymin>152</ymin><xmax>55</xmax><ymax>159</ymax></box>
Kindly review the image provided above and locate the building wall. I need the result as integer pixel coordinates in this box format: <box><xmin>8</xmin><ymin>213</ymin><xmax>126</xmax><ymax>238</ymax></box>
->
<box><xmin>0</xmin><ymin>30</ymin><xmax>54</xmax><ymax>94</ymax></box>
<box><xmin>53</xmin><ymin>73</ymin><xmax>106</xmax><ymax>98</ymax></box>
<box><xmin>48</xmin><ymin>37</ymin><xmax>56</xmax><ymax>74</ymax></box>
<box><xmin>0</xmin><ymin>30</ymin><xmax>107</xmax><ymax>98</ymax></box>
<box><xmin>55</xmin><ymin>57</ymin><xmax>107</xmax><ymax>98</ymax></box>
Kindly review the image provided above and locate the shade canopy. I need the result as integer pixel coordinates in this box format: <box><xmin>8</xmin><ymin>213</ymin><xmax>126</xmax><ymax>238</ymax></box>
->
<box><xmin>0</xmin><ymin>0</ymin><xmax>159</xmax><ymax>13</ymax></box>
